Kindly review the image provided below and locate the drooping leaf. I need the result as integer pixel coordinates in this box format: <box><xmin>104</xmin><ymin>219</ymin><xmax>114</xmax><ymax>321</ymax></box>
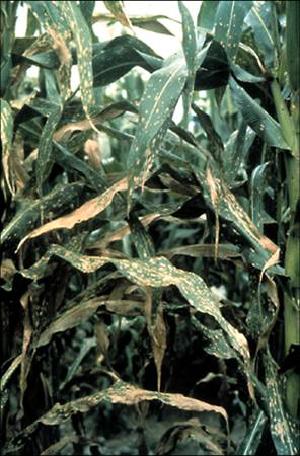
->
<box><xmin>20</xmin><ymin>245</ymin><xmax>250</xmax><ymax>363</ymax></box>
<box><xmin>103</xmin><ymin>0</ymin><xmax>132</xmax><ymax>29</ymax></box>
<box><xmin>17</xmin><ymin>177</ymin><xmax>132</xmax><ymax>250</ymax></box>
<box><xmin>215</xmin><ymin>1</ymin><xmax>252</xmax><ymax>61</ymax></box>
<box><xmin>91</xmin><ymin>35</ymin><xmax>163</xmax><ymax>87</ymax></box>
<box><xmin>4</xmin><ymin>380</ymin><xmax>227</xmax><ymax>454</ymax></box>
<box><xmin>229</xmin><ymin>77</ymin><xmax>289</xmax><ymax>150</ymax></box>
<box><xmin>245</xmin><ymin>1</ymin><xmax>275</xmax><ymax>68</ymax></box>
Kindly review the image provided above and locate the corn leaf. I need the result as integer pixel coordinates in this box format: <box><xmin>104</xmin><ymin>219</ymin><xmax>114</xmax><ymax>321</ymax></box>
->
<box><xmin>197</xmin><ymin>1</ymin><xmax>220</xmax><ymax>32</ymax></box>
<box><xmin>264</xmin><ymin>352</ymin><xmax>299</xmax><ymax>455</ymax></box>
<box><xmin>237</xmin><ymin>409</ymin><xmax>268</xmax><ymax>455</ymax></box>
<box><xmin>0</xmin><ymin>99</ymin><xmax>14</xmax><ymax>194</ymax></box>
<box><xmin>215</xmin><ymin>1</ymin><xmax>252</xmax><ymax>61</ymax></box>
<box><xmin>20</xmin><ymin>245</ymin><xmax>250</xmax><ymax>363</ymax></box>
<box><xmin>229</xmin><ymin>77</ymin><xmax>289</xmax><ymax>150</ymax></box>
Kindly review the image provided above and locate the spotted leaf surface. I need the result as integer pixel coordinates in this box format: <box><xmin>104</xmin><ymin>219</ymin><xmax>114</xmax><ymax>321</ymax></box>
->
<box><xmin>215</xmin><ymin>1</ymin><xmax>252</xmax><ymax>61</ymax></box>
<box><xmin>20</xmin><ymin>245</ymin><xmax>250</xmax><ymax>363</ymax></box>
<box><xmin>58</xmin><ymin>1</ymin><xmax>95</xmax><ymax>117</ymax></box>
<box><xmin>264</xmin><ymin>353</ymin><xmax>299</xmax><ymax>455</ymax></box>
<box><xmin>0</xmin><ymin>99</ymin><xmax>14</xmax><ymax>194</ymax></box>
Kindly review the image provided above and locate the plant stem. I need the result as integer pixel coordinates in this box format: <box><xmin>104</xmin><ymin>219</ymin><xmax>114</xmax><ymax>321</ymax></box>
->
<box><xmin>271</xmin><ymin>80</ymin><xmax>300</xmax><ymax>417</ymax></box>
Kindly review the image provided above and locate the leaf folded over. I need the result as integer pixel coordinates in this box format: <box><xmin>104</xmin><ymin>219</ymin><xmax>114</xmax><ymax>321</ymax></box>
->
<box><xmin>20</xmin><ymin>245</ymin><xmax>250</xmax><ymax>363</ymax></box>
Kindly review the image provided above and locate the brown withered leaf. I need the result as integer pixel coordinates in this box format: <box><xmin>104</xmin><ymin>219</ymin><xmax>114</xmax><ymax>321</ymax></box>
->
<box><xmin>89</xmin><ymin>213</ymin><xmax>160</xmax><ymax>249</ymax></box>
<box><xmin>207</xmin><ymin>166</ymin><xmax>220</xmax><ymax>260</ymax></box>
<box><xmin>5</xmin><ymin>381</ymin><xmax>227</xmax><ymax>453</ymax></box>
<box><xmin>17</xmin><ymin>177</ymin><xmax>130</xmax><ymax>250</ymax></box>
<box><xmin>144</xmin><ymin>289</ymin><xmax>166</xmax><ymax>392</ymax></box>
<box><xmin>54</xmin><ymin>101</ymin><xmax>137</xmax><ymax>142</ymax></box>
<box><xmin>95</xmin><ymin>320</ymin><xmax>109</xmax><ymax>363</ymax></box>
<box><xmin>84</xmin><ymin>138</ymin><xmax>101</xmax><ymax>169</ymax></box>
<box><xmin>19</xmin><ymin>292</ymin><xmax>33</xmax><ymax>413</ymax></box>
<box><xmin>36</xmin><ymin>297</ymin><xmax>143</xmax><ymax>348</ymax></box>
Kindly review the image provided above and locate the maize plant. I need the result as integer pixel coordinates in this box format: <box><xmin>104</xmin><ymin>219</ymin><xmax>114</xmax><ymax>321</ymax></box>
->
<box><xmin>1</xmin><ymin>1</ymin><xmax>299</xmax><ymax>454</ymax></box>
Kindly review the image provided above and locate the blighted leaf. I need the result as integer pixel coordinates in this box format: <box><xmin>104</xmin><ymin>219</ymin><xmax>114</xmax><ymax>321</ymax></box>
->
<box><xmin>103</xmin><ymin>0</ymin><xmax>132</xmax><ymax>29</ymax></box>
<box><xmin>127</xmin><ymin>52</ymin><xmax>188</xmax><ymax>194</ymax></box>
<box><xmin>128</xmin><ymin>212</ymin><xmax>155</xmax><ymax>259</ymax></box>
<box><xmin>35</xmin><ymin>297</ymin><xmax>142</xmax><ymax>349</ymax></box>
<box><xmin>2</xmin><ymin>182</ymin><xmax>85</xmax><ymax>245</ymax></box>
<box><xmin>19</xmin><ymin>292</ymin><xmax>33</xmax><ymax>413</ymax></box>
<box><xmin>89</xmin><ymin>213</ymin><xmax>160</xmax><ymax>249</ymax></box>
<box><xmin>161</xmin><ymin>243</ymin><xmax>241</xmax><ymax>260</ymax></box>
<box><xmin>20</xmin><ymin>245</ymin><xmax>250</xmax><ymax>364</ymax></box>
<box><xmin>17</xmin><ymin>177</ymin><xmax>131</xmax><ymax>250</ymax></box>
<box><xmin>229</xmin><ymin>77</ymin><xmax>289</xmax><ymax>150</ymax></box>
<box><xmin>53</xmin><ymin>101</ymin><xmax>138</xmax><ymax>141</ymax></box>
<box><xmin>200</xmin><ymin>167</ymin><xmax>280</xmax><ymax>272</ymax></box>
<box><xmin>237</xmin><ymin>409</ymin><xmax>268</xmax><ymax>455</ymax></box>
<box><xmin>1</xmin><ymin>99</ymin><xmax>14</xmax><ymax>194</ymax></box>
<box><xmin>193</xmin><ymin>317</ymin><xmax>237</xmax><ymax>360</ymax></box>
<box><xmin>58</xmin><ymin>1</ymin><xmax>95</xmax><ymax>117</ymax></box>
<box><xmin>95</xmin><ymin>320</ymin><xmax>109</xmax><ymax>363</ymax></box>
<box><xmin>250</xmin><ymin>162</ymin><xmax>270</xmax><ymax>231</ymax></box>
<box><xmin>156</xmin><ymin>418</ymin><xmax>224</xmax><ymax>455</ymax></box>
<box><xmin>41</xmin><ymin>436</ymin><xmax>79</xmax><ymax>456</ymax></box>
<box><xmin>215</xmin><ymin>1</ymin><xmax>252</xmax><ymax>61</ymax></box>
<box><xmin>264</xmin><ymin>352</ymin><xmax>299</xmax><ymax>455</ymax></box>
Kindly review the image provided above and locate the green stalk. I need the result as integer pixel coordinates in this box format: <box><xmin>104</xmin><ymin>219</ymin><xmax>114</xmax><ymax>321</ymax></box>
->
<box><xmin>271</xmin><ymin>79</ymin><xmax>300</xmax><ymax>417</ymax></box>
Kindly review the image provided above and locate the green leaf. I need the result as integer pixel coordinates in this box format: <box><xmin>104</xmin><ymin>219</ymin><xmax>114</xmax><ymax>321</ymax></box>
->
<box><xmin>36</xmin><ymin>103</ymin><xmax>62</xmax><ymax>192</ymax></box>
<box><xmin>127</xmin><ymin>52</ymin><xmax>188</xmax><ymax>193</ymax></box>
<box><xmin>194</xmin><ymin>40</ymin><xmax>229</xmax><ymax>91</ymax></box>
<box><xmin>215</xmin><ymin>1</ymin><xmax>252</xmax><ymax>61</ymax></box>
<box><xmin>223</xmin><ymin>123</ymin><xmax>256</xmax><ymax>185</ymax></box>
<box><xmin>264</xmin><ymin>352</ymin><xmax>299</xmax><ymax>455</ymax></box>
<box><xmin>237</xmin><ymin>409</ymin><xmax>268</xmax><ymax>455</ymax></box>
<box><xmin>245</xmin><ymin>1</ymin><xmax>275</xmax><ymax>68</ymax></box>
<box><xmin>229</xmin><ymin>77</ymin><xmax>289</xmax><ymax>150</ymax></box>
<box><xmin>128</xmin><ymin>211</ymin><xmax>155</xmax><ymax>259</ymax></box>
<box><xmin>286</xmin><ymin>1</ymin><xmax>300</xmax><ymax>93</ymax></box>
<box><xmin>92</xmin><ymin>36</ymin><xmax>162</xmax><ymax>87</ymax></box>
<box><xmin>20</xmin><ymin>245</ymin><xmax>250</xmax><ymax>363</ymax></box>
<box><xmin>197</xmin><ymin>1</ymin><xmax>219</xmax><ymax>32</ymax></box>
<box><xmin>178</xmin><ymin>1</ymin><xmax>197</xmax><ymax>74</ymax></box>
